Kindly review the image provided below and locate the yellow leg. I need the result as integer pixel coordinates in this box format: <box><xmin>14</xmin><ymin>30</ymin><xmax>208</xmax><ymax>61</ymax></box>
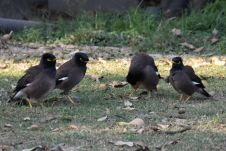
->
<box><xmin>26</xmin><ymin>99</ymin><xmax>32</xmax><ymax>108</ymax></box>
<box><xmin>179</xmin><ymin>94</ymin><xmax>184</xmax><ymax>102</ymax></box>
<box><xmin>129</xmin><ymin>89</ymin><xmax>136</xmax><ymax>97</ymax></box>
<box><xmin>148</xmin><ymin>91</ymin><xmax>151</xmax><ymax>98</ymax></box>
<box><xmin>39</xmin><ymin>102</ymin><xmax>45</xmax><ymax>108</ymax></box>
<box><xmin>185</xmin><ymin>96</ymin><xmax>191</xmax><ymax>102</ymax></box>
<box><xmin>66</xmin><ymin>95</ymin><xmax>75</xmax><ymax>104</ymax></box>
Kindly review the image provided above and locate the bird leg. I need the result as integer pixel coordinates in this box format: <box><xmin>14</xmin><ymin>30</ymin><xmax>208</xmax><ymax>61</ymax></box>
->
<box><xmin>179</xmin><ymin>94</ymin><xmax>184</xmax><ymax>102</ymax></box>
<box><xmin>146</xmin><ymin>91</ymin><xmax>152</xmax><ymax>99</ymax></box>
<box><xmin>65</xmin><ymin>95</ymin><xmax>75</xmax><ymax>105</ymax></box>
<box><xmin>39</xmin><ymin>102</ymin><xmax>45</xmax><ymax>108</ymax></box>
<box><xmin>26</xmin><ymin>99</ymin><xmax>32</xmax><ymax>108</ymax></box>
<box><xmin>184</xmin><ymin>96</ymin><xmax>191</xmax><ymax>102</ymax></box>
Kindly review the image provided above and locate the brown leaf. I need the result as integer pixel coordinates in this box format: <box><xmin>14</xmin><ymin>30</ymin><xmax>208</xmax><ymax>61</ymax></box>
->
<box><xmin>171</xmin><ymin>28</ymin><xmax>182</xmax><ymax>37</ymax></box>
<box><xmin>110</xmin><ymin>81</ymin><xmax>128</xmax><ymax>88</ymax></box>
<box><xmin>180</xmin><ymin>42</ymin><xmax>195</xmax><ymax>50</ymax></box>
<box><xmin>129</xmin><ymin>118</ymin><xmax>145</xmax><ymax>128</ymax></box>
<box><xmin>27</xmin><ymin>124</ymin><xmax>39</xmax><ymax>130</ymax></box>
<box><xmin>86</xmin><ymin>74</ymin><xmax>104</xmax><ymax>83</ymax></box>
<box><xmin>0</xmin><ymin>64</ymin><xmax>8</xmax><ymax>69</ymax></box>
<box><xmin>156</xmin><ymin>124</ymin><xmax>170</xmax><ymax>129</ymax></box>
<box><xmin>67</xmin><ymin>124</ymin><xmax>78</xmax><ymax>130</ymax></box>
<box><xmin>193</xmin><ymin>47</ymin><xmax>204</xmax><ymax>53</ymax></box>
<box><xmin>211</xmin><ymin>37</ymin><xmax>219</xmax><ymax>45</ymax></box>
<box><xmin>98</xmin><ymin>83</ymin><xmax>108</xmax><ymax>91</ymax></box>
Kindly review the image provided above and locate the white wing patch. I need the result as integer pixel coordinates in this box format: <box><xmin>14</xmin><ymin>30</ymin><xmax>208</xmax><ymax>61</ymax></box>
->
<box><xmin>26</xmin><ymin>83</ymin><xmax>31</xmax><ymax>87</ymax></box>
<box><xmin>14</xmin><ymin>90</ymin><xmax>24</xmax><ymax>99</ymax></box>
<box><xmin>58</xmin><ymin>77</ymin><xmax>68</xmax><ymax>81</ymax></box>
<box><xmin>192</xmin><ymin>81</ymin><xmax>200</xmax><ymax>85</ymax></box>
<box><xmin>156</xmin><ymin>72</ymin><xmax>160</xmax><ymax>75</ymax></box>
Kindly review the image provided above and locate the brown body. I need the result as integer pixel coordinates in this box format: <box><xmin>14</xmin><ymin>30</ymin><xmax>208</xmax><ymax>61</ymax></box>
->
<box><xmin>126</xmin><ymin>53</ymin><xmax>160</xmax><ymax>92</ymax></box>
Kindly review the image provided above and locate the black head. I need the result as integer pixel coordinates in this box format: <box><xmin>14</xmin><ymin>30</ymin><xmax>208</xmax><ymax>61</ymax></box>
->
<box><xmin>73</xmin><ymin>52</ymin><xmax>89</xmax><ymax>66</ymax></box>
<box><xmin>40</xmin><ymin>53</ymin><xmax>56</xmax><ymax>68</ymax></box>
<box><xmin>172</xmin><ymin>57</ymin><xmax>183</xmax><ymax>64</ymax></box>
<box><xmin>171</xmin><ymin>57</ymin><xmax>183</xmax><ymax>70</ymax></box>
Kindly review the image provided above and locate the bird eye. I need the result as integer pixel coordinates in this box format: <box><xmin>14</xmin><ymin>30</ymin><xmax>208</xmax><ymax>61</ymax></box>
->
<box><xmin>47</xmin><ymin>58</ymin><xmax>56</xmax><ymax>62</ymax></box>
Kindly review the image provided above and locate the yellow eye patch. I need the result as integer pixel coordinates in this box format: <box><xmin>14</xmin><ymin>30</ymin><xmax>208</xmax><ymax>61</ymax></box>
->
<box><xmin>47</xmin><ymin>58</ymin><xmax>56</xmax><ymax>62</ymax></box>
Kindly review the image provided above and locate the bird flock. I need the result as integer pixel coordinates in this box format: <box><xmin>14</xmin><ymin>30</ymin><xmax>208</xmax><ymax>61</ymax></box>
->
<box><xmin>9</xmin><ymin>52</ymin><xmax>211</xmax><ymax>108</ymax></box>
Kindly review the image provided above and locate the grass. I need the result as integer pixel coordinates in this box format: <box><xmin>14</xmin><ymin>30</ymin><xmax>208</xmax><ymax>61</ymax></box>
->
<box><xmin>0</xmin><ymin>55</ymin><xmax>226</xmax><ymax>150</ymax></box>
<box><xmin>12</xmin><ymin>0</ymin><xmax>226</xmax><ymax>54</ymax></box>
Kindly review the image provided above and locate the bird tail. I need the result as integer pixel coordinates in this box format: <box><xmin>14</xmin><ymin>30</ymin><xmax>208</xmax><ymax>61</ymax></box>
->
<box><xmin>198</xmin><ymin>88</ymin><xmax>211</xmax><ymax>97</ymax></box>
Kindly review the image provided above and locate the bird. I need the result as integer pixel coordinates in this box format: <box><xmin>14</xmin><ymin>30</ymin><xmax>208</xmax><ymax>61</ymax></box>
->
<box><xmin>10</xmin><ymin>53</ymin><xmax>56</xmax><ymax>107</ymax></box>
<box><xmin>126</xmin><ymin>53</ymin><xmax>161</xmax><ymax>97</ymax></box>
<box><xmin>168</xmin><ymin>56</ymin><xmax>211</xmax><ymax>101</ymax></box>
<box><xmin>172</xmin><ymin>57</ymin><xmax>211</xmax><ymax>97</ymax></box>
<box><xmin>56</xmin><ymin>52</ymin><xmax>89</xmax><ymax>104</ymax></box>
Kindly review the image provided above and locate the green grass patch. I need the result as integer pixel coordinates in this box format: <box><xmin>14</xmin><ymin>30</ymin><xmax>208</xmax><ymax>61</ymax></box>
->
<box><xmin>13</xmin><ymin>0</ymin><xmax>226</xmax><ymax>54</ymax></box>
<box><xmin>0</xmin><ymin>56</ymin><xmax>226</xmax><ymax>150</ymax></box>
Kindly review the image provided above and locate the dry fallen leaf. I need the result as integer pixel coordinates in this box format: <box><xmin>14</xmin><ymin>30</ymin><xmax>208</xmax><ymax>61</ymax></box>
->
<box><xmin>0</xmin><ymin>64</ymin><xmax>8</xmax><ymax>69</ymax></box>
<box><xmin>67</xmin><ymin>124</ymin><xmax>78</xmax><ymax>130</ymax></box>
<box><xmin>97</xmin><ymin>116</ymin><xmax>108</xmax><ymax>122</ymax></box>
<box><xmin>124</xmin><ymin>100</ymin><xmax>133</xmax><ymax>107</ymax></box>
<box><xmin>98</xmin><ymin>83</ymin><xmax>108</xmax><ymax>91</ymax></box>
<box><xmin>23</xmin><ymin>117</ymin><xmax>31</xmax><ymax>121</ymax></box>
<box><xmin>123</xmin><ymin>106</ymin><xmax>135</xmax><ymax>111</ymax></box>
<box><xmin>209</xmin><ymin>28</ymin><xmax>220</xmax><ymax>45</ymax></box>
<box><xmin>211</xmin><ymin>37</ymin><xmax>219</xmax><ymax>44</ymax></box>
<box><xmin>52</xmin><ymin>128</ymin><xmax>61</xmax><ymax>132</ymax></box>
<box><xmin>128</xmin><ymin>96</ymin><xmax>139</xmax><ymax>100</ymax></box>
<box><xmin>171</xmin><ymin>28</ymin><xmax>182</xmax><ymax>37</ymax></box>
<box><xmin>86</xmin><ymin>74</ymin><xmax>104</xmax><ymax>83</ymax></box>
<box><xmin>212</xmin><ymin>28</ymin><xmax>219</xmax><ymax>36</ymax></box>
<box><xmin>113</xmin><ymin>141</ymin><xmax>134</xmax><ymax>147</ymax></box>
<box><xmin>178</xmin><ymin>108</ymin><xmax>186</xmax><ymax>114</ymax></box>
<box><xmin>156</xmin><ymin>124</ymin><xmax>170</xmax><ymax>129</ymax></box>
<box><xmin>110</xmin><ymin>81</ymin><xmax>128</xmax><ymax>88</ymax></box>
<box><xmin>193</xmin><ymin>47</ymin><xmax>204</xmax><ymax>53</ymax></box>
<box><xmin>4</xmin><ymin>123</ymin><xmax>13</xmax><ymax>128</ymax></box>
<box><xmin>27</xmin><ymin>124</ymin><xmax>39</xmax><ymax>130</ymax></box>
<box><xmin>180</xmin><ymin>42</ymin><xmax>195</xmax><ymax>50</ymax></box>
<box><xmin>129</xmin><ymin>118</ymin><xmax>145</xmax><ymax>128</ymax></box>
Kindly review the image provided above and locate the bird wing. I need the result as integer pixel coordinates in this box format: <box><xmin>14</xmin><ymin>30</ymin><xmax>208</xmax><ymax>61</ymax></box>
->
<box><xmin>13</xmin><ymin>65</ymin><xmax>41</xmax><ymax>93</ymax></box>
<box><xmin>24</xmin><ymin>70</ymin><xmax>55</xmax><ymax>100</ymax></box>
<box><xmin>183</xmin><ymin>65</ymin><xmax>205</xmax><ymax>88</ymax></box>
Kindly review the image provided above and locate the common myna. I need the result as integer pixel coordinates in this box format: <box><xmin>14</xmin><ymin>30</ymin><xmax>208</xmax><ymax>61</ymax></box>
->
<box><xmin>11</xmin><ymin>53</ymin><xmax>56</xmax><ymax>107</ymax></box>
<box><xmin>169</xmin><ymin>57</ymin><xmax>211</xmax><ymax>101</ymax></box>
<box><xmin>172</xmin><ymin>57</ymin><xmax>211</xmax><ymax>97</ymax></box>
<box><xmin>56</xmin><ymin>52</ymin><xmax>89</xmax><ymax>104</ymax></box>
<box><xmin>126</xmin><ymin>53</ymin><xmax>161</xmax><ymax>97</ymax></box>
